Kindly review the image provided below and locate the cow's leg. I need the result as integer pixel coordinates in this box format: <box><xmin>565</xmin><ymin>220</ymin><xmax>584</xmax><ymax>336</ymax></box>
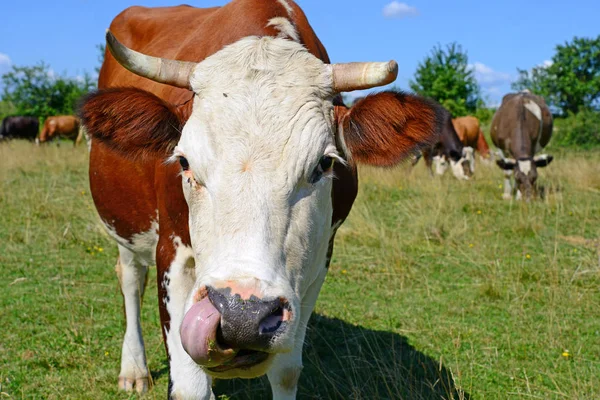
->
<box><xmin>115</xmin><ymin>245</ymin><xmax>150</xmax><ymax>393</ymax></box>
<box><xmin>423</xmin><ymin>150</ymin><xmax>434</xmax><ymax>176</ymax></box>
<box><xmin>503</xmin><ymin>170</ymin><xmax>513</xmax><ymax>200</ymax></box>
<box><xmin>74</xmin><ymin>127</ymin><xmax>84</xmax><ymax>147</ymax></box>
<box><xmin>267</xmin><ymin>267</ymin><xmax>327</xmax><ymax>400</ymax></box>
<box><xmin>157</xmin><ymin>236</ymin><xmax>213</xmax><ymax>400</ymax></box>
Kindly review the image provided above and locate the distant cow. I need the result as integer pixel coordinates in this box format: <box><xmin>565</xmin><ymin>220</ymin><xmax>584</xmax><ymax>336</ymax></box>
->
<box><xmin>38</xmin><ymin>115</ymin><xmax>84</xmax><ymax>146</ymax></box>
<box><xmin>413</xmin><ymin>108</ymin><xmax>474</xmax><ymax>180</ymax></box>
<box><xmin>0</xmin><ymin>116</ymin><xmax>39</xmax><ymax>141</ymax></box>
<box><xmin>452</xmin><ymin>116</ymin><xmax>492</xmax><ymax>162</ymax></box>
<box><xmin>491</xmin><ymin>91</ymin><xmax>553</xmax><ymax>200</ymax></box>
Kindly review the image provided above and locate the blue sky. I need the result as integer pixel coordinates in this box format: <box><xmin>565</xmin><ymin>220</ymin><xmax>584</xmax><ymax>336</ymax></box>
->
<box><xmin>0</xmin><ymin>0</ymin><xmax>597</xmax><ymax>105</ymax></box>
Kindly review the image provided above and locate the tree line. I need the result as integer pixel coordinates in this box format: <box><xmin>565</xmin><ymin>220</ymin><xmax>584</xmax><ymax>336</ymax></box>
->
<box><xmin>1</xmin><ymin>37</ymin><xmax>598</xmax><ymax>147</ymax></box>
<box><xmin>408</xmin><ymin>35</ymin><xmax>599</xmax><ymax>147</ymax></box>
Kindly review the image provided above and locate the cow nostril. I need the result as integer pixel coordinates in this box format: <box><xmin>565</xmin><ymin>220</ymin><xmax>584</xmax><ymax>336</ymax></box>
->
<box><xmin>259</xmin><ymin>307</ymin><xmax>284</xmax><ymax>335</ymax></box>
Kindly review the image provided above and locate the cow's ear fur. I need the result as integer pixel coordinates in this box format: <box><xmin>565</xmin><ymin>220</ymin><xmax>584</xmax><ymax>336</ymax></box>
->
<box><xmin>338</xmin><ymin>91</ymin><xmax>443</xmax><ymax>167</ymax></box>
<box><xmin>534</xmin><ymin>154</ymin><xmax>553</xmax><ymax>167</ymax></box>
<box><xmin>79</xmin><ymin>87</ymin><xmax>183</xmax><ymax>158</ymax></box>
<box><xmin>496</xmin><ymin>158</ymin><xmax>517</xmax><ymax>170</ymax></box>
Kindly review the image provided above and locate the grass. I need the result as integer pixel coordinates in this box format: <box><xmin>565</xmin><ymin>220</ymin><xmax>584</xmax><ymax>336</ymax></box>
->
<box><xmin>0</xmin><ymin>140</ymin><xmax>598</xmax><ymax>399</ymax></box>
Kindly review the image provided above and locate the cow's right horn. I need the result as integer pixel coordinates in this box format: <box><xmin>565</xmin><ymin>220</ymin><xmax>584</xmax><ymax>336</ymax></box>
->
<box><xmin>105</xmin><ymin>30</ymin><xmax>196</xmax><ymax>89</ymax></box>
<box><xmin>330</xmin><ymin>61</ymin><xmax>398</xmax><ymax>92</ymax></box>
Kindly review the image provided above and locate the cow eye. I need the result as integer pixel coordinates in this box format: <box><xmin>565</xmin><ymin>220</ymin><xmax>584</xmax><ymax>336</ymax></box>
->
<box><xmin>310</xmin><ymin>155</ymin><xmax>335</xmax><ymax>184</ymax></box>
<box><xmin>319</xmin><ymin>156</ymin><xmax>334</xmax><ymax>172</ymax></box>
<box><xmin>179</xmin><ymin>156</ymin><xmax>190</xmax><ymax>171</ymax></box>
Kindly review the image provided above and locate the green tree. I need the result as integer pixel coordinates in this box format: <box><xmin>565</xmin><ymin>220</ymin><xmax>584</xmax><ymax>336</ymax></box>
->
<box><xmin>409</xmin><ymin>42</ymin><xmax>481</xmax><ymax>116</ymax></box>
<box><xmin>512</xmin><ymin>36</ymin><xmax>600</xmax><ymax>116</ymax></box>
<box><xmin>0</xmin><ymin>99</ymin><xmax>16</xmax><ymax>120</ymax></box>
<box><xmin>1</xmin><ymin>62</ymin><xmax>95</xmax><ymax>118</ymax></box>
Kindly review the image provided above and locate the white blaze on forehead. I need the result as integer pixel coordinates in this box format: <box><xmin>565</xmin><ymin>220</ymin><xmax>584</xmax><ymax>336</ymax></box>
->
<box><xmin>518</xmin><ymin>160</ymin><xmax>532</xmax><ymax>175</ymax></box>
<box><xmin>184</xmin><ymin>36</ymin><xmax>334</xmax><ymax>182</ymax></box>
<box><xmin>277</xmin><ymin>0</ymin><xmax>294</xmax><ymax>16</ymax></box>
<box><xmin>524</xmin><ymin>100</ymin><xmax>542</xmax><ymax>121</ymax></box>
<box><xmin>267</xmin><ymin>17</ymin><xmax>300</xmax><ymax>42</ymax></box>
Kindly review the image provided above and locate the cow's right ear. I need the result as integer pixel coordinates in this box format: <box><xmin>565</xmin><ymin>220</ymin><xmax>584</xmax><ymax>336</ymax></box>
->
<box><xmin>338</xmin><ymin>91</ymin><xmax>443</xmax><ymax>167</ymax></box>
<box><xmin>79</xmin><ymin>88</ymin><xmax>183</xmax><ymax>158</ymax></box>
<box><xmin>496</xmin><ymin>158</ymin><xmax>517</xmax><ymax>170</ymax></box>
<box><xmin>534</xmin><ymin>154</ymin><xmax>553</xmax><ymax>167</ymax></box>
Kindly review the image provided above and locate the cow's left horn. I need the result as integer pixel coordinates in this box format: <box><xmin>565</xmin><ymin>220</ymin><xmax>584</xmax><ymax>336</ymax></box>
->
<box><xmin>330</xmin><ymin>61</ymin><xmax>398</xmax><ymax>92</ymax></box>
<box><xmin>105</xmin><ymin>30</ymin><xmax>196</xmax><ymax>89</ymax></box>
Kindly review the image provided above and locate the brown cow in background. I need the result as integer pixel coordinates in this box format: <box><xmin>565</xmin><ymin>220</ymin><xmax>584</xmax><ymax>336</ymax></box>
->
<box><xmin>38</xmin><ymin>115</ymin><xmax>85</xmax><ymax>146</ymax></box>
<box><xmin>452</xmin><ymin>116</ymin><xmax>493</xmax><ymax>162</ymax></box>
<box><xmin>491</xmin><ymin>91</ymin><xmax>553</xmax><ymax>200</ymax></box>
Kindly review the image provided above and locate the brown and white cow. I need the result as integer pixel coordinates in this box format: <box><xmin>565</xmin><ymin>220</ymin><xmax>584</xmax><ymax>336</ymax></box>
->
<box><xmin>79</xmin><ymin>2</ymin><xmax>443</xmax><ymax>398</ymax></box>
<box><xmin>413</xmin><ymin>108</ymin><xmax>474</xmax><ymax>180</ymax></box>
<box><xmin>38</xmin><ymin>115</ymin><xmax>85</xmax><ymax>146</ymax></box>
<box><xmin>452</xmin><ymin>116</ymin><xmax>493</xmax><ymax>162</ymax></box>
<box><xmin>491</xmin><ymin>91</ymin><xmax>553</xmax><ymax>200</ymax></box>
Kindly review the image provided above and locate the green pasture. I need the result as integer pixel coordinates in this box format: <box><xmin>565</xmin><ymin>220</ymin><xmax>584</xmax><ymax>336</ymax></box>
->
<box><xmin>0</xmin><ymin>141</ymin><xmax>598</xmax><ymax>399</ymax></box>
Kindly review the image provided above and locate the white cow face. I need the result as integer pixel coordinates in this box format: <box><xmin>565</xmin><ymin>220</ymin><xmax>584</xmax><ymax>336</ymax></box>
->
<box><xmin>497</xmin><ymin>154</ymin><xmax>553</xmax><ymax>200</ymax></box>
<box><xmin>450</xmin><ymin>146</ymin><xmax>474</xmax><ymax>180</ymax></box>
<box><xmin>173</xmin><ymin>37</ymin><xmax>339</xmax><ymax>378</ymax></box>
<box><xmin>433</xmin><ymin>155</ymin><xmax>448</xmax><ymax>175</ymax></box>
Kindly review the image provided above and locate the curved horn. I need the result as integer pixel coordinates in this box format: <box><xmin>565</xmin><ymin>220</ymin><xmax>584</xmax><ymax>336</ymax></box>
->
<box><xmin>105</xmin><ymin>30</ymin><xmax>196</xmax><ymax>89</ymax></box>
<box><xmin>330</xmin><ymin>61</ymin><xmax>398</xmax><ymax>92</ymax></box>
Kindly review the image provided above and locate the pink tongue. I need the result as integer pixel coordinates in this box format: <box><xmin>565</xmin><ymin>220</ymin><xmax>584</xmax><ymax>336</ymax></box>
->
<box><xmin>181</xmin><ymin>297</ymin><xmax>233</xmax><ymax>366</ymax></box>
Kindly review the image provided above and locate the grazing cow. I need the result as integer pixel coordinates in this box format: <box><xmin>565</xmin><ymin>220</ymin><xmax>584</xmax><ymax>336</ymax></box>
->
<box><xmin>413</xmin><ymin>108</ymin><xmax>474</xmax><ymax>180</ymax></box>
<box><xmin>38</xmin><ymin>115</ymin><xmax>85</xmax><ymax>146</ymax></box>
<box><xmin>79</xmin><ymin>1</ymin><xmax>443</xmax><ymax>398</ymax></box>
<box><xmin>491</xmin><ymin>91</ymin><xmax>553</xmax><ymax>200</ymax></box>
<box><xmin>0</xmin><ymin>116</ymin><xmax>39</xmax><ymax>141</ymax></box>
<box><xmin>452</xmin><ymin>116</ymin><xmax>492</xmax><ymax>161</ymax></box>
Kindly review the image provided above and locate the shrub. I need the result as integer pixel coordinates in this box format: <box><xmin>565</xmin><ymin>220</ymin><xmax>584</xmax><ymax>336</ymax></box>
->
<box><xmin>552</xmin><ymin>109</ymin><xmax>600</xmax><ymax>148</ymax></box>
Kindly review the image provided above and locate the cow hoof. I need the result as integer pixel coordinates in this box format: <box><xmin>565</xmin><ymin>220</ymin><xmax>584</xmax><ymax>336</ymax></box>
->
<box><xmin>118</xmin><ymin>376</ymin><xmax>150</xmax><ymax>394</ymax></box>
<box><xmin>502</xmin><ymin>193</ymin><xmax>512</xmax><ymax>200</ymax></box>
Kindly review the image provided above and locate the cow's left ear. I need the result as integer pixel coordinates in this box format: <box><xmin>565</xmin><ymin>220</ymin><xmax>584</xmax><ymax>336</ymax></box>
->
<box><xmin>534</xmin><ymin>154</ymin><xmax>553</xmax><ymax>167</ymax></box>
<box><xmin>497</xmin><ymin>158</ymin><xmax>517</xmax><ymax>170</ymax></box>
<box><xmin>338</xmin><ymin>91</ymin><xmax>443</xmax><ymax>166</ymax></box>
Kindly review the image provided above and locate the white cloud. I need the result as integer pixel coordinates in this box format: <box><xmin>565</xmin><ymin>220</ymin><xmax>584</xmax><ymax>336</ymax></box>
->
<box><xmin>0</xmin><ymin>53</ymin><xmax>10</xmax><ymax>67</ymax></box>
<box><xmin>540</xmin><ymin>60</ymin><xmax>553</xmax><ymax>68</ymax></box>
<box><xmin>0</xmin><ymin>52</ymin><xmax>11</xmax><ymax>75</ymax></box>
<box><xmin>469</xmin><ymin>62</ymin><xmax>513</xmax><ymax>85</ymax></box>
<box><xmin>383</xmin><ymin>1</ymin><xmax>418</xmax><ymax>19</ymax></box>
